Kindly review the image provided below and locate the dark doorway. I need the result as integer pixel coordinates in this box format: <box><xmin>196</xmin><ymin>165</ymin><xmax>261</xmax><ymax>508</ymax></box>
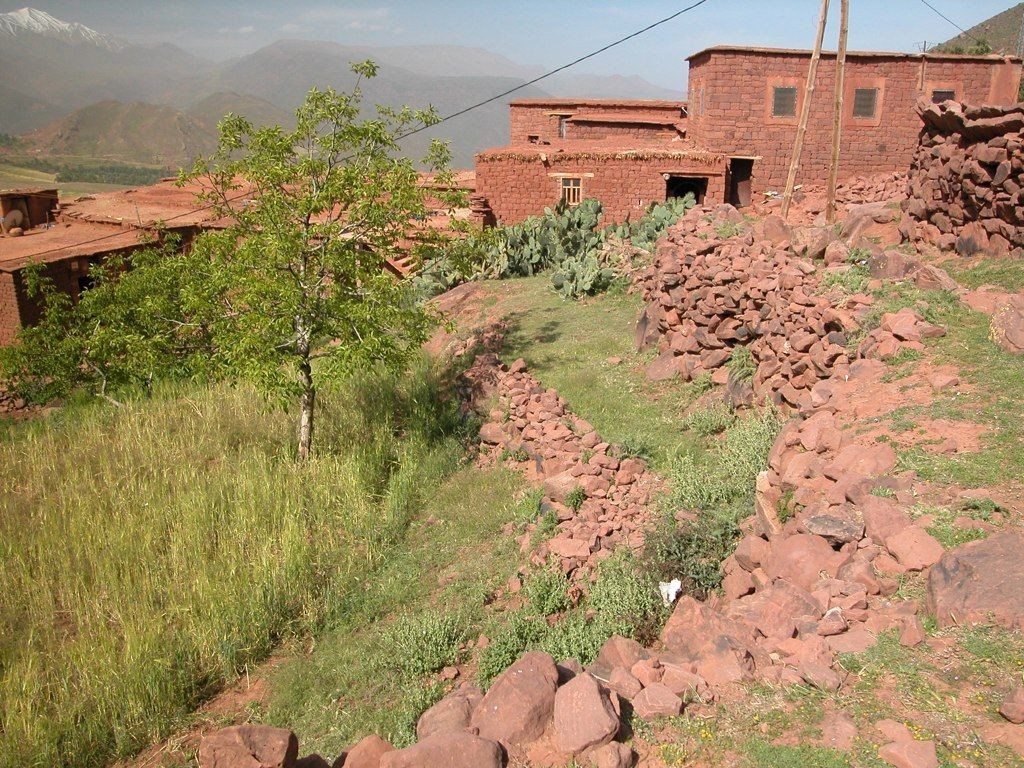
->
<box><xmin>666</xmin><ymin>175</ymin><xmax>708</xmax><ymax>204</ymax></box>
<box><xmin>728</xmin><ymin>158</ymin><xmax>754</xmax><ymax>208</ymax></box>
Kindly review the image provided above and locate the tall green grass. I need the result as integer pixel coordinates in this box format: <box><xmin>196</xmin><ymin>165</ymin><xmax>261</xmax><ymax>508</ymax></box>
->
<box><xmin>0</xmin><ymin>359</ymin><xmax>466</xmax><ymax>768</ymax></box>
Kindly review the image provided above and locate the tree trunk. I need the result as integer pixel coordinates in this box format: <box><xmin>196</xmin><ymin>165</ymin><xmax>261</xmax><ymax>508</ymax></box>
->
<box><xmin>297</xmin><ymin>359</ymin><xmax>315</xmax><ymax>461</ymax></box>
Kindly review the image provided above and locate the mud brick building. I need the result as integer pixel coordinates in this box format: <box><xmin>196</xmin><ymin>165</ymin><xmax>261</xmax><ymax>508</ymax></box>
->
<box><xmin>475</xmin><ymin>47</ymin><xmax>1022</xmax><ymax>224</ymax></box>
<box><xmin>0</xmin><ymin>179</ymin><xmax>243</xmax><ymax>345</ymax></box>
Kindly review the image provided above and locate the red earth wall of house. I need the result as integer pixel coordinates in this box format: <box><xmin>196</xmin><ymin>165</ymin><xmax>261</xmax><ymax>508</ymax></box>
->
<box><xmin>509</xmin><ymin>101</ymin><xmax>685</xmax><ymax>144</ymax></box>
<box><xmin>475</xmin><ymin>152</ymin><xmax>726</xmax><ymax>225</ymax></box>
<box><xmin>685</xmin><ymin>50</ymin><xmax>1022</xmax><ymax>196</ymax></box>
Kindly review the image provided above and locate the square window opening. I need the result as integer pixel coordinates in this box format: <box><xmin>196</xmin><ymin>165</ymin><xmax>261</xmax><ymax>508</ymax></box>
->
<box><xmin>772</xmin><ymin>86</ymin><xmax>798</xmax><ymax>118</ymax></box>
<box><xmin>852</xmin><ymin>88</ymin><xmax>879</xmax><ymax>119</ymax></box>
<box><xmin>561</xmin><ymin>177</ymin><xmax>582</xmax><ymax>206</ymax></box>
<box><xmin>931</xmin><ymin>89</ymin><xmax>956</xmax><ymax>104</ymax></box>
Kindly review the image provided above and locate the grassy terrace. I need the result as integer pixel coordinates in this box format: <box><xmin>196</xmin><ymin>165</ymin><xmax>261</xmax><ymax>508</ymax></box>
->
<box><xmin>0</xmin><ymin>361</ymin><xmax>470</xmax><ymax>768</ymax></box>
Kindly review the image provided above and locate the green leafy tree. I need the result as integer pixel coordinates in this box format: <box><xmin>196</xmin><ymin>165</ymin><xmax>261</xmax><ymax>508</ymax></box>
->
<box><xmin>4</xmin><ymin>62</ymin><xmax>462</xmax><ymax>460</ymax></box>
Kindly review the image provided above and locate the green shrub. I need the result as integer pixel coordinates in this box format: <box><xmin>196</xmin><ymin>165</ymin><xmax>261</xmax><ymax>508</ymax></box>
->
<box><xmin>512</xmin><ymin>488</ymin><xmax>545</xmax><ymax>526</ymax></box>
<box><xmin>523</xmin><ymin>567</ymin><xmax>571</xmax><ymax>617</ymax></box>
<box><xmin>565</xmin><ymin>486</ymin><xmax>587</xmax><ymax>511</ymax></box>
<box><xmin>377</xmin><ymin>610</ymin><xmax>468</xmax><ymax>678</ymax></box>
<box><xmin>683</xmin><ymin>401</ymin><xmax>736</xmax><ymax>437</ymax></box>
<box><xmin>690</xmin><ymin>372</ymin><xmax>715</xmax><ymax>396</ymax></box>
<box><xmin>821</xmin><ymin>264</ymin><xmax>871</xmax><ymax>295</ymax></box>
<box><xmin>588</xmin><ymin>553</ymin><xmax>667</xmax><ymax>643</ymax></box>
<box><xmin>538</xmin><ymin>611</ymin><xmax>613</xmax><ymax>665</ymax></box>
<box><xmin>727</xmin><ymin>345</ymin><xmax>756</xmax><ymax>382</ymax></box>
<box><xmin>669</xmin><ymin>406</ymin><xmax>782</xmax><ymax>510</ymax></box>
<box><xmin>477</xmin><ymin>611</ymin><xmax>546</xmax><ymax>686</ymax></box>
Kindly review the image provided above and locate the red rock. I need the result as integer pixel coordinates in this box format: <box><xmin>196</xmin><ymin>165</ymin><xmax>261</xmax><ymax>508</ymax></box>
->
<box><xmin>763</xmin><ymin>534</ymin><xmax>844</xmax><ymax>590</ymax></box>
<box><xmin>470</xmin><ymin>651</ymin><xmax>558</xmax><ymax>746</ymax></box>
<box><xmin>632</xmin><ymin>683</ymin><xmax>683</xmax><ymax>719</ymax></box>
<box><xmin>543</xmin><ymin>472</ymin><xmax>579</xmax><ymax>504</ymax></box>
<box><xmin>379</xmin><ymin>731</ymin><xmax>502</xmax><ymax>768</ymax></box>
<box><xmin>199</xmin><ymin>726</ymin><xmax>299</xmax><ymax>768</ymax></box>
<box><xmin>878</xmin><ymin>740</ymin><xmax>939</xmax><ymax>768</ymax></box>
<box><xmin>343</xmin><ymin>736</ymin><xmax>395</xmax><ymax>768</ymax></box>
<box><xmin>1000</xmin><ymin>687</ymin><xmax>1024</xmax><ymax>724</ymax></box>
<box><xmin>899</xmin><ymin>616</ymin><xmax>926</xmax><ymax>647</ymax></box>
<box><xmin>824</xmin><ymin>444</ymin><xmax>897</xmax><ymax>480</ymax></box>
<box><xmin>417</xmin><ymin>689</ymin><xmax>481</xmax><ymax>740</ymax></box>
<box><xmin>478</xmin><ymin>423</ymin><xmax>505</xmax><ymax>445</ymax></box>
<box><xmin>588</xmin><ymin>742</ymin><xmax>635</xmax><ymax>768</ymax></box>
<box><xmin>876</xmin><ymin>719</ymin><xmax>914</xmax><ymax>742</ymax></box>
<box><xmin>606</xmin><ymin>666</ymin><xmax>643</xmax><ymax>700</ymax></box>
<box><xmin>826</xmin><ymin>628</ymin><xmax>877</xmax><ymax>654</ymax></box>
<box><xmin>860</xmin><ymin>496</ymin><xmax>912</xmax><ymax>544</ymax></box>
<box><xmin>817</xmin><ymin>607</ymin><xmax>849</xmax><ymax>636</ymax></box>
<box><xmin>733</xmin><ymin>535</ymin><xmax>770</xmax><ymax>572</ymax></box>
<box><xmin>594</xmin><ymin>636</ymin><xmax>650</xmax><ymax>674</ymax></box>
<box><xmin>295</xmin><ymin>756</ymin><xmax>328</xmax><ymax>768</ymax></box>
<box><xmin>927</xmin><ymin>532</ymin><xmax>1024</xmax><ymax>629</ymax></box>
<box><xmin>884</xmin><ymin>527</ymin><xmax>944</xmax><ymax>571</ymax></box>
<box><xmin>553</xmin><ymin>673</ymin><xmax>620</xmax><ymax>755</ymax></box>
<box><xmin>992</xmin><ymin>296</ymin><xmax>1024</xmax><ymax>353</ymax></box>
<box><xmin>819</xmin><ymin>710</ymin><xmax>858</xmax><ymax>751</ymax></box>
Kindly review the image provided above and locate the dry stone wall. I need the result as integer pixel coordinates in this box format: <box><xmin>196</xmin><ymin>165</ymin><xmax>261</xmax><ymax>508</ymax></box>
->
<box><xmin>904</xmin><ymin>100</ymin><xmax>1024</xmax><ymax>254</ymax></box>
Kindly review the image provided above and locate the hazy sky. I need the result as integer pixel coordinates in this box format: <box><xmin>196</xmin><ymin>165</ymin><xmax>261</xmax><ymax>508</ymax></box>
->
<box><xmin>1</xmin><ymin>1</ymin><xmax>1018</xmax><ymax>89</ymax></box>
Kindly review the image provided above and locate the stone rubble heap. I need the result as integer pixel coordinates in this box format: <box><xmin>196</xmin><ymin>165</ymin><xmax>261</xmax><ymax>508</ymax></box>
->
<box><xmin>465</xmin><ymin>354</ymin><xmax>662</xmax><ymax>584</ymax></box>
<box><xmin>634</xmin><ymin>203</ymin><xmax>879</xmax><ymax>408</ymax></box>
<box><xmin>904</xmin><ymin>99</ymin><xmax>1024</xmax><ymax>255</ymax></box>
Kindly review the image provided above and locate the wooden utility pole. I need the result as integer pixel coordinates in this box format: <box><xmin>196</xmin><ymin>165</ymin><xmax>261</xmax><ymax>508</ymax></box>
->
<box><xmin>781</xmin><ymin>0</ymin><xmax>830</xmax><ymax>220</ymax></box>
<box><xmin>826</xmin><ymin>0</ymin><xmax>850</xmax><ymax>224</ymax></box>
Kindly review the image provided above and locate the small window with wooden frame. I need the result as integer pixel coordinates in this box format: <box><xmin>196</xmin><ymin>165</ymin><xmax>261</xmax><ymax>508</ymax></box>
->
<box><xmin>772</xmin><ymin>87</ymin><xmax>798</xmax><ymax>117</ymax></box>
<box><xmin>560</xmin><ymin>177</ymin><xmax>582</xmax><ymax>206</ymax></box>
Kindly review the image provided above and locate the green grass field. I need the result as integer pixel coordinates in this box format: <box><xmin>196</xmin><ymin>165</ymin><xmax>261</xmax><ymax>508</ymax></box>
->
<box><xmin>0</xmin><ymin>359</ymin><xmax>469</xmax><ymax>768</ymax></box>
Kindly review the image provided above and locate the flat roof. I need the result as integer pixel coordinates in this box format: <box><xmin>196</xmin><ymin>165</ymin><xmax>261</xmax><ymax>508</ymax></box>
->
<box><xmin>687</xmin><ymin>45</ymin><xmax>1023</xmax><ymax>63</ymax></box>
<box><xmin>0</xmin><ymin>222</ymin><xmax>145</xmax><ymax>272</ymax></box>
<box><xmin>509</xmin><ymin>98</ymin><xmax>685</xmax><ymax>109</ymax></box>
<box><xmin>477</xmin><ymin>137</ymin><xmax>723</xmax><ymax>162</ymax></box>
<box><xmin>0</xmin><ymin>187</ymin><xmax>58</xmax><ymax>196</ymax></box>
<box><xmin>61</xmin><ymin>179</ymin><xmax>249</xmax><ymax>229</ymax></box>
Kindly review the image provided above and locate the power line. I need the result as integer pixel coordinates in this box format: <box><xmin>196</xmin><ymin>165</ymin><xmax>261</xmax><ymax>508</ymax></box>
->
<box><xmin>13</xmin><ymin>0</ymin><xmax>715</xmax><ymax>260</ymax></box>
<box><xmin>395</xmin><ymin>0</ymin><xmax>712</xmax><ymax>141</ymax></box>
<box><xmin>917</xmin><ymin>0</ymin><xmax>991</xmax><ymax>50</ymax></box>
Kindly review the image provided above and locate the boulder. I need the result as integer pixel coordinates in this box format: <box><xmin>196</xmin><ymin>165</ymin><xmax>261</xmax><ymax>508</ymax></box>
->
<box><xmin>878</xmin><ymin>739</ymin><xmax>939</xmax><ymax>768</ymax></box>
<box><xmin>763</xmin><ymin>534</ymin><xmax>844</xmax><ymax>590</ymax></box>
<box><xmin>991</xmin><ymin>296</ymin><xmax>1024</xmax><ymax>354</ymax></box>
<box><xmin>344</xmin><ymin>736</ymin><xmax>395</xmax><ymax>768</ymax></box>
<box><xmin>631</xmin><ymin>683</ymin><xmax>682</xmax><ymax>719</ymax></box>
<box><xmin>417</xmin><ymin>689</ymin><xmax>481</xmax><ymax>740</ymax></box>
<box><xmin>470</xmin><ymin>651</ymin><xmax>558</xmax><ymax>746</ymax></box>
<box><xmin>198</xmin><ymin>726</ymin><xmax>299</xmax><ymax>768</ymax></box>
<box><xmin>379</xmin><ymin>731</ymin><xmax>502</xmax><ymax>768</ymax></box>
<box><xmin>1000</xmin><ymin>687</ymin><xmax>1024</xmax><ymax>724</ymax></box>
<box><xmin>927</xmin><ymin>532</ymin><xmax>1024</xmax><ymax>629</ymax></box>
<box><xmin>553</xmin><ymin>673</ymin><xmax>620</xmax><ymax>755</ymax></box>
<box><xmin>588</xmin><ymin>742</ymin><xmax>635</xmax><ymax>768</ymax></box>
<box><xmin>884</xmin><ymin>527</ymin><xmax>944</xmax><ymax>571</ymax></box>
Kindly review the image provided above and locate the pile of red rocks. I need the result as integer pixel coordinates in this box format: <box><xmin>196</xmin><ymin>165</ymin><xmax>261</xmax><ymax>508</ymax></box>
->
<box><xmin>466</xmin><ymin>354</ymin><xmax>662</xmax><ymax>583</ymax></box>
<box><xmin>634</xmin><ymin>203</ymin><xmax>877</xmax><ymax>407</ymax></box>
<box><xmin>857</xmin><ymin>307</ymin><xmax>946</xmax><ymax>360</ymax></box>
<box><xmin>198</xmin><ymin>651</ymin><xmax>642</xmax><ymax>768</ymax></box>
<box><xmin>903</xmin><ymin>99</ymin><xmax>1024</xmax><ymax>254</ymax></box>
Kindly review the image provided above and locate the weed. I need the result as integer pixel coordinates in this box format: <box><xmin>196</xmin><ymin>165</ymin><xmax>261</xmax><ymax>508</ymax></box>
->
<box><xmin>742</xmin><ymin>740</ymin><xmax>852</xmax><ymax>768</ymax></box>
<box><xmin>916</xmin><ymin>505</ymin><xmax>989</xmax><ymax>549</ymax></box>
<box><xmin>690</xmin><ymin>372</ymin><xmax>715</xmax><ymax>396</ymax></box>
<box><xmin>727</xmin><ymin>345</ymin><xmax>755</xmax><ymax>382</ymax></box>
<box><xmin>512</xmin><ymin>488</ymin><xmax>545</xmax><ymax>526</ymax></box>
<box><xmin>477</xmin><ymin>611</ymin><xmax>546</xmax><ymax>686</ymax></box>
<box><xmin>821</xmin><ymin>264</ymin><xmax>871</xmax><ymax>295</ymax></box>
<box><xmin>715</xmin><ymin>221</ymin><xmax>743</xmax><ymax>239</ymax></box>
<box><xmin>523</xmin><ymin>568</ymin><xmax>571</xmax><ymax>617</ymax></box>
<box><xmin>565</xmin><ymin>486</ymin><xmax>587</xmax><ymax>511</ymax></box>
<box><xmin>377</xmin><ymin>611</ymin><xmax>468</xmax><ymax>678</ymax></box>
<box><xmin>683</xmin><ymin>401</ymin><xmax>736</xmax><ymax>437</ymax></box>
<box><xmin>500</xmin><ymin>447</ymin><xmax>530</xmax><ymax>462</ymax></box>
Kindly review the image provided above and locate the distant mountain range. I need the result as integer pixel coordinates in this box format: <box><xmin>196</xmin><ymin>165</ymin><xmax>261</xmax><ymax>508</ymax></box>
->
<box><xmin>932</xmin><ymin>2</ymin><xmax>1023</xmax><ymax>54</ymax></box>
<box><xmin>0</xmin><ymin>7</ymin><xmax>683</xmax><ymax>169</ymax></box>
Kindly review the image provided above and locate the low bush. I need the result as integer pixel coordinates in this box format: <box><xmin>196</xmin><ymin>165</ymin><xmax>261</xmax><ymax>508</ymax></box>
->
<box><xmin>376</xmin><ymin>610</ymin><xmax>468</xmax><ymax>678</ymax></box>
<box><xmin>523</xmin><ymin>567</ymin><xmax>571</xmax><ymax>617</ymax></box>
<box><xmin>727</xmin><ymin>345</ymin><xmax>756</xmax><ymax>382</ymax></box>
<box><xmin>683</xmin><ymin>401</ymin><xmax>736</xmax><ymax>437</ymax></box>
<box><xmin>565</xmin><ymin>485</ymin><xmax>587</xmax><ymax>511</ymax></box>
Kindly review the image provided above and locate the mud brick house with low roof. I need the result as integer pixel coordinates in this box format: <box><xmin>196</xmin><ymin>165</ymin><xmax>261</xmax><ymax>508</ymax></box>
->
<box><xmin>474</xmin><ymin>47</ymin><xmax>1022</xmax><ymax>225</ymax></box>
<box><xmin>0</xmin><ymin>179</ymin><xmax>247</xmax><ymax>345</ymax></box>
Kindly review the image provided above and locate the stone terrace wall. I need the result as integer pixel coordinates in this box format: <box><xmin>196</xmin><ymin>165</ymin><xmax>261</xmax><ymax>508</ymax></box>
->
<box><xmin>904</xmin><ymin>100</ymin><xmax>1024</xmax><ymax>254</ymax></box>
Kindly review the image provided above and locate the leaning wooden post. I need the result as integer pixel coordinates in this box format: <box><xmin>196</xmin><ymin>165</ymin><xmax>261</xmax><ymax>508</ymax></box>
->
<box><xmin>826</xmin><ymin>0</ymin><xmax>850</xmax><ymax>225</ymax></box>
<box><xmin>781</xmin><ymin>0</ymin><xmax>830</xmax><ymax>220</ymax></box>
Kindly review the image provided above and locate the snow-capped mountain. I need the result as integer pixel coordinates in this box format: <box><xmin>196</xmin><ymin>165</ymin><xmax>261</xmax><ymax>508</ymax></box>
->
<box><xmin>0</xmin><ymin>7</ymin><xmax>125</xmax><ymax>50</ymax></box>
